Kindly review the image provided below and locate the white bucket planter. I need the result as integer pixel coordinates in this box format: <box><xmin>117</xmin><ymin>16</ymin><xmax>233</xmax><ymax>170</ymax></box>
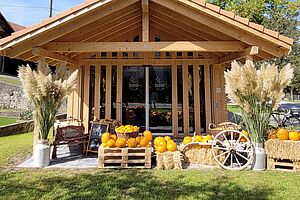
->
<box><xmin>251</xmin><ymin>142</ymin><xmax>266</xmax><ymax>171</ymax></box>
<box><xmin>33</xmin><ymin>142</ymin><xmax>50</xmax><ymax>168</ymax></box>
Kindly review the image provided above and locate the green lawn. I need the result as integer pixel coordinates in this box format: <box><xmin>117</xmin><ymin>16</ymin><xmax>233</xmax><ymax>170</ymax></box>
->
<box><xmin>1</xmin><ymin>132</ymin><xmax>300</xmax><ymax>200</ymax></box>
<box><xmin>0</xmin><ymin>75</ymin><xmax>21</xmax><ymax>86</ymax></box>
<box><xmin>0</xmin><ymin>117</ymin><xmax>18</xmax><ymax>126</ymax></box>
<box><xmin>0</xmin><ymin>132</ymin><xmax>33</xmax><ymax>167</ymax></box>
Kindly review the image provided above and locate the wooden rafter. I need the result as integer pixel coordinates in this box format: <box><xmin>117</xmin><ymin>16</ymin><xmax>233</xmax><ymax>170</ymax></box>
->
<box><xmin>45</xmin><ymin>41</ymin><xmax>248</xmax><ymax>52</ymax></box>
<box><xmin>216</xmin><ymin>46</ymin><xmax>258</xmax><ymax>64</ymax></box>
<box><xmin>32</xmin><ymin>47</ymin><xmax>77</xmax><ymax>65</ymax></box>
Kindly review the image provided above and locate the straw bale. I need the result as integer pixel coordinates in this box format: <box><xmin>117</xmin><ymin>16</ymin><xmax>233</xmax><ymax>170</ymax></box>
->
<box><xmin>265</xmin><ymin>139</ymin><xmax>300</xmax><ymax>161</ymax></box>
<box><xmin>156</xmin><ymin>151</ymin><xmax>183</xmax><ymax>170</ymax></box>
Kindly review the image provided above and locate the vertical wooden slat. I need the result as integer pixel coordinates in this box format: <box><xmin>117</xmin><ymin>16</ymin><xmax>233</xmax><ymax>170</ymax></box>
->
<box><xmin>94</xmin><ymin>64</ymin><xmax>101</xmax><ymax>119</ymax></box>
<box><xmin>105</xmin><ymin>64</ymin><xmax>112</xmax><ymax>119</ymax></box>
<box><xmin>66</xmin><ymin>68</ymin><xmax>74</xmax><ymax>118</ymax></box>
<box><xmin>213</xmin><ymin>64</ymin><xmax>222</xmax><ymax>124</ymax></box>
<box><xmin>82</xmin><ymin>64</ymin><xmax>90</xmax><ymax>132</ymax></box>
<box><xmin>204</xmin><ymin>62</ymin><xmax>212</xmax><ymax>131</ymax></box>
<box><xmin>73</xmin><ymin>65</ymin><xmax>82</xmax><ymax>121</ymax></box>
<box><xmin>172</xmin><ymin>64</ymin><xmax>178</xmax><ymax>137</ymax></box>
<box><xmin>116</xmin><ymin>64</ymin><xmax>123</xmax><ymax>122</ymax></box>
<box><xmin>193</xmin><ymin>64</ymin><xmax>201</xmax><ymax>133</ymax></box>
<box><xmin>182</xmin><ymin>63</ymin><xmax>189</xmax><ymax>135</ymax></box>
<box><xmin>220</xmin><ymin>64</ymin><xmax>227</xmax><ymax>122</ymax></box>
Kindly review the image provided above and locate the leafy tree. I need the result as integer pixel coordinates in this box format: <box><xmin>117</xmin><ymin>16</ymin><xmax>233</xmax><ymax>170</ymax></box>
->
<box><xmin>208</xmin><ymin>0</ymin><xmax>300</xmax><ymax>95</ymax></box>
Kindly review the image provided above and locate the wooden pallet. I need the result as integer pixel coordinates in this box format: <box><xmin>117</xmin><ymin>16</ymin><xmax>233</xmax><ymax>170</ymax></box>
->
<box><xmin>267</xmin><ymin>157</ymin><xmax>300</xmax><ymax>172</ymax></box>
<box><xmin>98</xmin><ymin>147</ymin><xmax>151</xmax><ymax>169</ymax></box>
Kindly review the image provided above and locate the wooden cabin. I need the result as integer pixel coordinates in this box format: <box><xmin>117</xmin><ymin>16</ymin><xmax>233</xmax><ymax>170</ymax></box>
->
<box><xmin>0</xmin><ymin>0</ymin><xmax>293</xmax><ymax>137</ymax></box>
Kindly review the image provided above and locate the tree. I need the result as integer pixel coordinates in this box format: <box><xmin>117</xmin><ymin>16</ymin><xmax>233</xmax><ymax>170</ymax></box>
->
<box><xmin>208</xmin><ymin>0</ymin><xmax>300</xmax><ymax>94</ymax></box>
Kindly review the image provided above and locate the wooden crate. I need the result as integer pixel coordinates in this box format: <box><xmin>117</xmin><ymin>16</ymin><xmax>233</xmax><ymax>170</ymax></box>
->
<box><xmin>98</xmin><ymin>147</ymin><xmax>151</xmax><ymax>169</ymax></box>
<box><xmin>267</xmin><ymin>157</ymin><xmax>300</xmax><ymax>172</ymax></box>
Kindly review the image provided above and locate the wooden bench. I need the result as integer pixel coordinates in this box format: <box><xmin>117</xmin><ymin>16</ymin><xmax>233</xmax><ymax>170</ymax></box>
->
<box><xmin>52</xmin><ymin>119</ymin><xmax>88</xmax><ymax>158</ymax></box>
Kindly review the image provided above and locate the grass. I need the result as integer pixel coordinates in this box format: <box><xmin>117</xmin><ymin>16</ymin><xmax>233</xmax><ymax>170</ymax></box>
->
<box><xmin>0</xmin><ymin>132</ymin><xmax>33</xmax><ymax>167</ymax></box>
<box><xmin>0</xmin><ymin>132</ymin><xmax>300</xmax><ymax>199</ymax></box>
<box><xmin>0</xmin><ymin>117</ymin><xmax>18</xmax><ymax>126</ymax></box>
<box><xmin>0</xmin><ymin>75</ymin><xmax>21</xmax><ymax>86</ymax></box>
<box><xmin>227</xmin><ymin>104</ymin><xmax>242</xmax><ymax>114</ymax></box>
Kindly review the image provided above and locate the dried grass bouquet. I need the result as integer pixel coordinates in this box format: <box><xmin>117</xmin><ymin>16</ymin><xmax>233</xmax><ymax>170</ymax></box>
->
<box><xmin>18</xmin><ymin>57</ymin><xmax>78</xmax><ymax>141</ymax></box>
<box><xmin>225</xmin><ymin>61</ymin><xmax>293</xmax><ymax>143</ymax></box>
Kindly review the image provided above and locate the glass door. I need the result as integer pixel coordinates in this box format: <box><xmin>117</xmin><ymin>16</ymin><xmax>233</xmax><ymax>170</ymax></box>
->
<box><xmin>149</xmin><ymin>66</ymin><xmax>172</xmax><ymax>133</ymax></box>
<box><xmin>122</xmin><ymin>66</ymin><xmax>146</xmax><ymax>131</ymax></box>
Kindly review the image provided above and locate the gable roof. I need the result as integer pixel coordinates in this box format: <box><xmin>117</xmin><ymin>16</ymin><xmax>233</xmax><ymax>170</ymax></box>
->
<box><xmin>0</xmin><ymin>12</ymin><xmax>14</xmax><ymax>38</ymax></box>
<box><xmin>0</xmin><ymin>0</ymin><xmax>293</xmax><ymax>62</ymax></box>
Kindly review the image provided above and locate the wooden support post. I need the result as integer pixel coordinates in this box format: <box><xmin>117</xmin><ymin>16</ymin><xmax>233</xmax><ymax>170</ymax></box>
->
<box><xmin>67</xmin><ymin>68</ymin><xmax>74</xmax><ymax>118</ymax></box>
<box><xmin>94</xmin><ymin>64</ymin><xmax>101</xmax><ymax>119</ymax></box>
<box><xmin>182</xmin><ymin>63</ymin><xmax>189</xmax><ymax>135</ymax></box>
<box><xmin>193</xmin><ymin>64</ymin><xmax>201</xmax><ymax>133</ymax></box>
<box><xmin>73</xmin><ymin>65</ymin><xmax>82</xmax><ymax>121</ymax></box>
<box><xmin>116</xmin><ymin>65</ymin><xmax>123</xmax><ymax>122</ymax></box>
<box><xmin>172</xmin><ymin>64</ymin><xmax>178</xmax><ymax>137</ymax></box>
<box><xmin>220</xmin><ymin>64</ymin><xmax>227</xmax><ymax>122</ymax></box>
<box><xmin>204</xmin><ymin>62</ymin><xmax>212</xmax><ymax>130</ymax></box>
<box><xmin>105</xmin><ymin>64</ymin><xmax>112</xmax><ymax>119</ymax></box>
<box><xmin>82</xmin><ymin>64</ymin><xmax>90</xmax><ymax>132</ymax></box>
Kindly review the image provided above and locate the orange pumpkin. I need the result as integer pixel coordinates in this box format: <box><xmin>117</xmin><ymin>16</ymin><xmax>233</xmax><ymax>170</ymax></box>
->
<box><xmin>289</xmin><ymin>131</ymin><xmax>299</xmax><ymax>141</ymax></box>
<box><xmin>154</xmin><ymin>137</ymin><xmax>164</xmax><ymax>147</ymax></box>
<box><xmin>277</xmin><ymin>128</ymin><xmax>289</xmax><ymax>140</ymax></box>
<box><xmin>268</xmin><ymin>129</ymin><xmax>277</xmax><ymax>139</ymax></box>
<box><xmin>167</xmin><ymin>142</ymin><xmax>177</xmax><ymax>152</ymax></box>
<box><xmin>136</xmin><ymin>136</ymin><xmax>142</xmax><ymax>144</ymax></box>
<box><xmin>127</xmin><ymin>138</ymin><xmax>137</xmax><ymax>148</ymax></box>
<box><xmin>101</xmin><ymin>132</ymin><xmax>111</xmax><ymax>143</ymax></box>
<box><xmin>143</xmin><ymin>130</ymin><xmax>152</xmax><ymax>141</ymax></box>
<box><xmin>156</xmin><ymin>145</ymin><xmax>167</xmax><ymax>153</ymax></box>
<box><xmin>110</xmin><ymin>134</ymin><xmax>117</xmax><ymax>141</ymax></box>
<box><xmin>140</xmin><ymin>137</ymin><xmax>149</xmax><ymax>147</ymax></box>
<box><xmin>116</xmin><ymin>138</ymin><xmax>126</xmax><ymax>148</ymax></box>
<box><xmin>107</xmin><ymin>139</ymin><xmax>116</xmax><ymax>148</ymax></box>
<box><xmin>157</xmin><ymin>140</ymin><xmax>167</xmax><ymax>147</ymax></box>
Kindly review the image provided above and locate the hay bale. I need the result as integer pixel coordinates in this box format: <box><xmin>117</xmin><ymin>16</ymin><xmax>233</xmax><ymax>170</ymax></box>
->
<box><xmin>156</xmin><ymin>151</ymin><xmax>183</xmax><ymax>170</ymax></box>
<box><xmin>265</xmin><ymin>139</ymin><xmax>300</xmax><ymax>161</ymax></box>
<box><xmin>181</xmin><ymin>144</ymin><xmax>219</xmax><ymax>166</ymax></box>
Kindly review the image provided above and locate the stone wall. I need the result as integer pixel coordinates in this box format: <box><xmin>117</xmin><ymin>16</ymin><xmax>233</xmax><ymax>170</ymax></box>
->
<box><xmin>0</xmin><ymin>81</ymin><xmax>30</xmax><ymax>111</ymax></box>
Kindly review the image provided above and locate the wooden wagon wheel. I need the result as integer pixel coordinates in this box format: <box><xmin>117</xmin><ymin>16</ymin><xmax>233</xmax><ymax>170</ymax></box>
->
<box><xmin>212</xmin><ymin>130</ymin><xmax>254</xmax><ymax>170</ymax></box>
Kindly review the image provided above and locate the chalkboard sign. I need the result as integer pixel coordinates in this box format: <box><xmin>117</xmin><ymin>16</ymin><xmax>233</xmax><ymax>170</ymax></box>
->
<box><xmin>86</xmin><ymin>122</ymin><xmax>109</xmax><ymax>153</ymax></box>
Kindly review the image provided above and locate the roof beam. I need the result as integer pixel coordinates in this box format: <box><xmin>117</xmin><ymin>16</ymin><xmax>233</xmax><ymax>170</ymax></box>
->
<box><xmin>1</xmin><ymin>0</ymin><xmax>139</xmax><ymax>58</ymax></box>
<box><xmin>45</xmin><ymin>41</ymin><xmax>248</xmax><ymax>52</ymax></box>
<box><xmin>217</xmin><ymin>46</ymin><xmax>258</xmax><ymax>64</ymax></box>
<box><xmin>151</xmin><ymin>0</ymin><xmax>289</xmax><ymax>57</ymax></box>
<box><xmin>142</xmin><ymin>0</ymin><xmax>149</xmax><ymax>42</ymax></box>
<box><xmin>32</xmin><ymin>47</ymin><xmax>77</xmax><ymax>65</ymax></box>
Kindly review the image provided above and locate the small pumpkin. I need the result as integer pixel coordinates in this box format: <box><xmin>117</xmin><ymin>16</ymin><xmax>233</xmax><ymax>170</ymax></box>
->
<box><xmin>110</xmin><ymin>134</ymin><xmax>117</xmax><ymax>141</ymax></box>
<box><xmin>167</xmin><ymin>141</ymin><xmax>177</xmax><ymax>152</ymax></box>
<box><xmin>156</xmin><ymin>145</ymin><xmax>167</xmax><ymax>153</ymax></box>
<box><xmin>183</xmin><ymin>136</ymin><xmax>192</xmax><ymax>145</ymax></box>
<box><xmin>154</xmin><ymin>137</ymin><xmax>164</xmax><ymax>147</ymax></box>
<box><xmin>143</xmin><ymin>130</ymin><xmax>153</xmax><ymax>141</ymax></box>
<box><xmin>277</xmin><ymin>128</ymin><xmax>289</xmax><ymax>140</ymax></box>
<box><xmin>101</xmin><ymin>132</ymin><xmax>111</xmax><ymax>143</ymax></box>
<box><xmin>289</xmin><ymin>131</ymin><xmax>299</xmax><ymax>141</ymax></box>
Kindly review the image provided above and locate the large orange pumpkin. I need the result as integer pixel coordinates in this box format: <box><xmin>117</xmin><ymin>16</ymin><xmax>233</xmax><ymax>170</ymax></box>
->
<box><xmin>143</xmin><ymin>130</ymin><xmax>152</xmax><ymax>141</ymax></box>
<box><xmin>289</xmin><ymin>131</ymin><xmax>299</xmax><ymax>141</ymax></box>
<box><xmin>107</xmin><ymin>139</ymin><xmax>116</xmax><ymax>148</ymax></box>
<box><xmin>140</xmin><ymin>137</ymin><xmax>149</xmax><ymax>147</ymax></box>
<box><xmin>277</xmin><ymin>128</ymin><xmax>289</xmax><ymax>140</ymax></box>
<box><xmin>116</xmin><ymin>138</ymin><xmax>126</xmax><ymax>148</ymax></box>
<box><xmin>101</xmin><ymin>132</ymin><xmax>111</xmax><ymax>143</ymax></box>
<box><xmin>127</xmin><ymin>138</ymin><xmax>137</xmax><ymax>148</ymax></box>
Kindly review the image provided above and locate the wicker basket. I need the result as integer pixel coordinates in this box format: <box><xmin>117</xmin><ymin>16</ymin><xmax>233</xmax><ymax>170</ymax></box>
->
<box><xmin>208</xmin><ymin>122</ymin><xmax>240</xmax><ymax>136</ymax></box>
<box><xmin>115</xmin><ymin>128</ymin><xmax>140</xmax><ymax>139</ymax></box>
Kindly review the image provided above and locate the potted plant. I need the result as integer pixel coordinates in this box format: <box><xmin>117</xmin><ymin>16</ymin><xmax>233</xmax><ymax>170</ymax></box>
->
<box><xmin>225</xmin><ymin>61</ymin><xmax>293</xmax><ymax>170</ymax></box>
<box><xmin>18</xmin><ymin>57</ymin><xmax>78</xmax><ymax>167</ymax></box>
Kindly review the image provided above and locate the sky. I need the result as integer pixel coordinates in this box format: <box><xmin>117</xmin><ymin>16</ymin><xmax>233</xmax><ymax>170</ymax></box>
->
<box><xmin>0</xmin><ymin>0</ymin><xmax>85</xmax><ymax>26</ymax></box>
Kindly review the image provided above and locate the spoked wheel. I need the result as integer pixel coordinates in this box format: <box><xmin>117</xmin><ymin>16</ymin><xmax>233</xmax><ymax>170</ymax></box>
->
<box><xmin>212</xmin><ymin>130</ymin><xmax>254</xmax><ymax>170</ymax></box>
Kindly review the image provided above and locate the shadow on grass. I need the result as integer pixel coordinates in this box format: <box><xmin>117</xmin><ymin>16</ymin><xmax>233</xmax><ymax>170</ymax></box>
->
<box><xmin>0</xmin><ymin>170</ymin><xmax>273</xmax><ymax>200</ymax></box>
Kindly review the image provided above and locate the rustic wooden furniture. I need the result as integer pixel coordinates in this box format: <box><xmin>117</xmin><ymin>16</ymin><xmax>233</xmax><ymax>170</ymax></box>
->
<box><xmin>52</xmin><ymin>123</ymin><xmax>88</xmax><ymax>158</ymax></box>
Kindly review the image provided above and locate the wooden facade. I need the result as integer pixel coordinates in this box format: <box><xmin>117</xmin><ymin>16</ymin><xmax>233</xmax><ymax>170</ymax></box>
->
<box><xmin>0</xmin><ymin>0</ymin><xmax>293</xmax><ymax>137</ymax></box>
